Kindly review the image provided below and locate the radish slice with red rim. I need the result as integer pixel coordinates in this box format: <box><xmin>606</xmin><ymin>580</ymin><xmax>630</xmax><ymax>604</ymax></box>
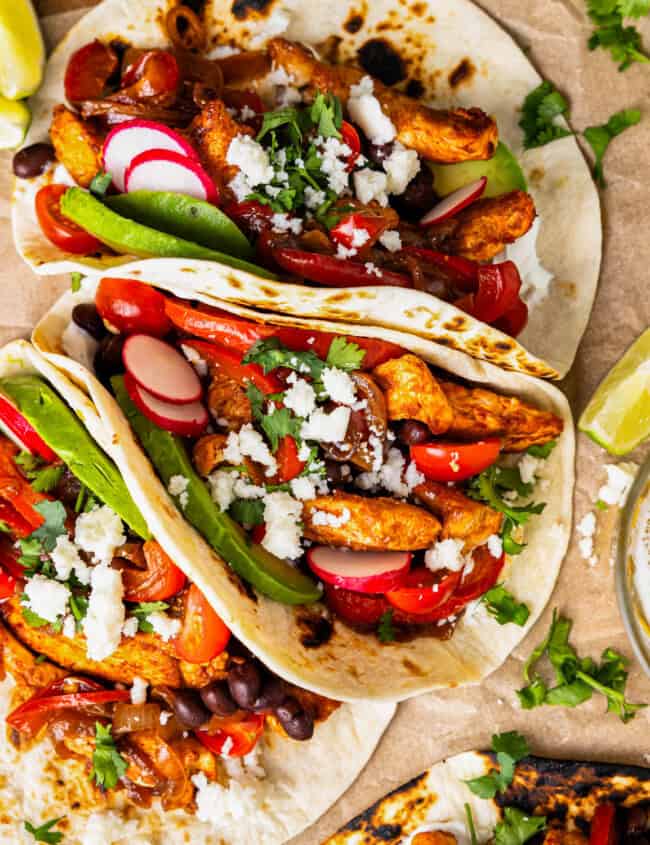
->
<box><xmin>420</xmin><ymin>176</ymin><xmax>487</xmax><ymax>227</ymax></box>
<box><xmin>122</xmin><ymin>334</ymin><xmax>202</xmax><ymax>405</ymax></box>
<box><xmin>102</xmin><ymin>120</ymin><xmax>199</xmax><ymax>192</ymax></box>
<box><xmin>307</xmin><ymin>547</ymin><xmax>411</xmax><ymax>594</ymax></box>
<box><xmin>125</xmin><ymin>149</ymin><xmax>219</xmax><ymax>204</ymax></box>
<box><xmin>124</xmin><ymin>373</ymin><xmax>208</xmax><ymax>437</ymax></box>
<box><xmin>0</xmin><ymin>393</ymin><xmax>58</xmax><ymax>461</ymax></box>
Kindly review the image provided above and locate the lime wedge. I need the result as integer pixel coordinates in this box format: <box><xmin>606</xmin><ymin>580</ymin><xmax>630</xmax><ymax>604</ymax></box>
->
<box><xmin>0</xmin><ymin>96</ymin><xmax>30</xmax><ymax>149</ymax></box>
<box><xmin>579</xmin><ymin>328</ymin><xmax>650</xmax><ymax>455</ymax></box>
<box><xmin>0</xmin><ymin>0</ymin><xmax>44</xmax><ymax>100</ymax></box>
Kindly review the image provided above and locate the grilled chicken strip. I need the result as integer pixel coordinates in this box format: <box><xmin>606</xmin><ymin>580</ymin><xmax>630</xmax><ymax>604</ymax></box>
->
<box><xmin>414</xmin><ymin>480</ymin><xmax>503</xmax><ymax>550</ymax></box>
<box><xmin>207</xmin><ymin>368</ymin><xmax>252</xmax><ymax>431</ymax></box>
<box><xmin>190</xmin><ymin>98</ymin><xmax>253</xmax><ymax>185</ymax></box>
<box><xmin>373</xmin><ymin>354</ymin><xmax>453</xmax><ymax>435</ymax></box>
<box><xmin>0</xmin><ymin>620</ymin><xmax>66</xmax><ymax>701</ymax></box>
<box><xmin>303</xmin><ymin>492</ymin><xmax>441</xmax><ymax>550</ymax></box>
<box><xmin>193</xmin><ymin>433</ymin><xmax>228</xmax><ymax>476</ymax></box>
<box><xmin>412</xmin><ymin>833</ymin><xmax>458</xmax><ymax>845</ymax></box>
<box><xmin>439</xmin><ymin>380</ymin><xmax>564</xmax><ymax>452</ymax></box>
<box><xmin>267</xmin><ymin>38</ymin><xmax>498</xmax><ymax>163</ymax></box>
<box><xmin>50</xmin><ymin>105</ymin><xmax>103</xmax><ymax>188</ymax></box>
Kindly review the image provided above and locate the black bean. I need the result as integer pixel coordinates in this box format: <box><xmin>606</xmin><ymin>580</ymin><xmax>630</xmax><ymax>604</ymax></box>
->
<box><xmin>391</xmin><ymin>168</ymin><xmax>438</xmax><ymax>222</ymax></box>
<box><xmin>200</xmin><ymin>681</ymin><xmax>237</xmax><ymax>716</ymax></box>
<box><xmin>251</xmin><ymin>676</ymin><xmax>286</xmax><ymax>711</ymax></box>
<box><xmin>365</xmin><ymin>141</ymin><xmax>394</xmax><ymax>166</ymax></box>
<box><xmin>325</xmin><ymin>459</ymin><xmax>349</xmax><ymax>486</ymax></box>
<box><xmin>71</xmin><ymin>303</ymin><xmax>107</xmax><ymax>341</ymax></box>
<box><xmin>274</xmin><ymin>697</ymin><xmax>314</xmax><ymax>740</ymax></box>
<box><xmin>93</xmin><ymin>333</ymin><xmax>125</xmax><ymax>386</ymax></box>
<box><xmin>170</xmin><ymin>688</ymin><xmax>211</xmax><ymax>728</ymax></box>
<box><xmin>397</xmin><ymin>419</ymin><xmax>431</xmax><ymax>446</ymax></box>
<box><xmin>12</xmin><ymin>143</ymin><xmax>56</xmax><ymax>178</ymax></box>
<box><xmin>54</xmin><ymin>468</ymin><xmax>82</xmax><ymax>509</ymax></box>
<box><xmin>227</xmin><ymin>661</ymin><xmax>261</xmax><ymax>709</ymax></box>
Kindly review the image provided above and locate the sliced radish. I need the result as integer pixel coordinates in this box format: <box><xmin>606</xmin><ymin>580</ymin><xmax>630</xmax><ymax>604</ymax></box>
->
<box><xmin>102</xmin><ymin>120</ymin><xmax>200</xmax><ymax>192</ymax></box>
<box><xmin>0</xmin><ymin>393</ymin><xmax>58</xmax><ymax>461</ymax></box>
<box><xmin>306</xmin><ymin>547</ymin><xmax>411</xmax><ymax>594</ymax></box>
<box><xmin>125</xmin><ymin>149</ymin><xmax>219</xmax><ymax>204</ymax></box>
<box><xmin>122</xmin><ymin>334</ymin><xmax>202</xmax><ymax>405</ymax></box>
<box><xmin>124</xmin><ymin>373</ymin><xmax>208</xmax><ymax>437</ymax></box>
<box><xmin>420</xmin><ymin>176</ymin><xmax>488</xmax><ymax>227</ymax></box>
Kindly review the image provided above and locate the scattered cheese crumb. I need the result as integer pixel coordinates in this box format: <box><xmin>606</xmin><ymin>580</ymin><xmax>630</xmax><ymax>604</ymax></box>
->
<box><xmin>181</xmin><ymin>343</ymin><xmax>208</xmax><ymax>377</ymax></box>
<box><xmin>226</xmin><ymin>135</ymin><xmax>274</xmax><ymax>198</ymax></box>
<box><xmin>322</xmin><ymin>367</ymin><xmax>357</xmax><ymax>406</ymax></box>
<box><xmin>424</xmin><ymin>538</ymin><xmax>466</xmax><ymax>572</ymax></box>
<box><xmin>311</xmin><ymin>507</ymin><xmax>351</xmax><ymax>528</ymax></box>
<box><xmin>262</xmin><ymin>492</ymin><xmax>303</xmax><ymax>559</ymax></box>
<box><xmin>208</xmin><ymin>469</ymin><xmax>237</xmax><ymax>512</ymax></box>
<box><xmin>347</xmin><ymin>76</ymin><xmax>396</xmax><ymax>145</ymax></box>
<box><xmin>83</xmin><ymin>563</ymin><xmax>125</xmax><ymax>661</ymax></box>
<box><xmin>383</xmin><ymin>141</ymin><xmax>420</xmax><ymax>195</ymax></box>
<box><xmin>283</xmin><ymin>375</ymin><xmax>316</xmax><ymax>417</ymax></box>
<box><xmin>518</xmin><ymin>454</ymin><xmax>542</xmax><ymax>485</ymax></box>
<box><xmin>597</xmin><ymin>463</ymin><xmax>636</xmax><ymax>507</ymax></box>
<box><xmin>122</xmin><ymin>616</ymin><xmax>139</xmax><ymax>638</ymax></box>
<box><xmin>353</xmin><ymin>168</ymin><xmax>388</xmax><ymax>206</ymax></box>
<box><xmin>379</xmin><ymin>230</ymin><xmax>402</xmax><ymax>252</ymax></box>
<box><xmin>487</xmin><ymin>534</ymin><xmax>504</xmax><ymax>558</ymax></box>
<box><xmin>168</xmin><ymin>474</ymin><xmax>190</xmax><ymax>510</ymax></box>
<box><xmin>51</xmin><ymin>535</ymin><xmax>90</xmax><ymax>585</ymax></box>
<box><xmin>148</xmin><ymin>611</ymin><xmax>182</xmax><ymax>642</ymax></box>
<box><xmin>130</xmin><ymin>676</ymin><xmax>148</xmax><ymax>705</ymax></box>
<box><xmin>75</xmin><ymin>505</ymin><xmax>126</xmax><ymax>565</ymax></box>
<box><xmin>224</xmin><ymin>424</ymin><xmax>278</xmax><ymax>477</ymax></box>
<box><xmin>23</xmin><ymin>575</ymin><xmax>70</xmax><ymax>623</ymax></box>
<box><xmin>301</xmin><ymin>406</ymin><xmax>351</xmax><ymax>443</ymax></box>
<box><xmin>290</xmin><ymin>476</ymin><xmax>317</xmax><ymax>500</ymax></box>
<box><xmin>62</xmin><ymin>614</ymin><xmax>76</xmax><ymax>640</ymax></box>
<box><xmin>577</xmin><ymin>511</ymin><xmax>597</xmax><ymax>566</ymax></box>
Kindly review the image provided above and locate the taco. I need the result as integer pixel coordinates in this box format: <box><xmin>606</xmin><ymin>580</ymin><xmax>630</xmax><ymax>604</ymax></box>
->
<box><xmin>11</xmin><ymin>0</ymin><xmax>599</xmax><ymax>377</ymax></box>
<box><xmin>0</xmin><ymin>339</ymin><xmax>393</xmax><ymax>845</ymax></box>
<box><xmin>325</xmin><ymin>748</ymin><xmax>650</xmax><ymax>845</ymax></box>
<box><xmin>32</xmin><ymin>276</ymin><xmax>574</xmax><ymax>702</ymax></box>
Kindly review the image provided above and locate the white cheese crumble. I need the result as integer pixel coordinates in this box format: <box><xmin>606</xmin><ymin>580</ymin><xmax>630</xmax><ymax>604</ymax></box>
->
<box><xmin>379</xmin><ymin>229</ymin><xmax>402</xmax><ymax>252</ymax></box>
<box><xmin>83</xmin><ymin>563</ymin><xmax>125</xmax><ymax>661</ymax></box>
<box><xmin>487</xmin><ymin>534</ymin><xmax>504</xmax><ymax>558</ymax></box>
<box><xmin>23</xmin><ymin>576</ymin><xmax>70</xmax><ymax>623</ymax></box>
<box><xmin>283</xmin><ymin>374</ymin><xmax>316</xmax><ymax>417</ymax></box>
<box><xmin>304</xmin><ymin>186</ymin><xmax>326</xmax><ymax>209</ymax></box>
<box><xmin>301</xmin><ymin>406</ymin><xmax>351</xmax><ymax>443</ymax></box>
<box><xmin>383</xmin><ymin>141</ymin><xmax>420</xmax><ymax>195</ymax></box>
<box><xmin>353</xmin><ymin>168</ymin><xmax>388</xmax><ymax>206</ymax></box>
<box><xmin>518</xmin><ymin>453</ymin><xmax>542</xmax><ymax>485</ymax></box>
<box><xmin>347</xmin><ymin>76</ymin><xmax>396</xmax><ymax>145</ymax></box>
<box><xmin>577</xmin><ymin>511</ymin><xmax>597</xmax><ymax>566</ymax></box>
<box><xmin>122</xmin><ymin>616</ymin><xmax>139</xmax><ymax>638</ymax></box>
<box><xmin>290</xmin><ymin>476</ymin><xmax>317</xmax><ymax>500</ymax></box>
<box><xmin>130</xmin><ymin>676</ymin><xmax>148</xmax><ymax>705</ymax></box>
<box><xmin>504</xmin><ymin>218</ymin><xmax>554</xmax><ymax>308</ymax></box>
<box><xmin>262</xmin><ymin>492</ymin><xmax>303</xmax><ymax>559</ymax></box>
<box><xmin>168</xmin><ymin>474</ymin><xmax>190</xmax><ymax>510</ymax></box>
<box><xmin>334</xmin><ymin>216</ymin><xmax>370</xmax><ymax>248</ymax></box>
<box><xmin>226</xmin><ymin>135</ymin><xmax>274</xmax><ymax>194</ymax></box>
<box><xmin>208</xmin><ymin>469</ymin><xmax>237</xmax><ymax>512</ymax></box>
<box><xmin>317</xmin><ymin>136</ymin><xmax>352</xmax><ymax>195</ymax></box>
<box><xmin>75</xmin><ymin>506</ymin><xmax>126</xmax><ymax>565</ymax></box>
<box><xmin>597</xmin><ymin>463</ymin><xmax>636</xmax><ymax>507</ymax></box>
<box><xmin>424</xmin><ymin>538</ymin><xmax>466</xmax><ymax>572</ymax></box>
<box><xmin>336</xmin><ymin>243</ymin><xmax>358</xmax><ymax>259</ymax></box>
<box><xmin>364</xmin><ymin>261</ymin><xmax>383</xmax><ymax>277</ymax></box>
<box><xmin>224</xmin><ymin>424</ymin><xmax>278</xmax><ymax>477</ymax></box>
<box><xmin>51</xmin><ymin>535</ymin><xmax>90</xmax><ymax>585</ymax></box>
<box><xmin>271</xmin><ymin>212</ymin><xmax>303</xmax><ymax>234</ymax></box>
<box><xmin>311</xmin><ymin>507</ymin><xmax>350</xmax><ymax>528</ymax></box>
<box><xmin>148</xmin><ymin>611</ymin><xmax>182</xmax><ymax>642</ymax></box>
<box><xmin>322</xmin><ymin>367</ymin><xmax>357</xmax><ymax>406</ymax></box>
<box><xmin>62</xmin><ymin>614</ymin><xmax>76</xmax><ymax>639</ymax></box>
<box><xmin>181</xmin><ymin>343</ymin><xmax>208</xmax><ymax>377</ymax></box>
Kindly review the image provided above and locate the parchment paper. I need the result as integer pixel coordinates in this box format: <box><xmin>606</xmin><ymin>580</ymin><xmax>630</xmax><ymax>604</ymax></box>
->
<box><xmin>0</xmin><ymin>2</ymin><xmax>649</xmax><ymax>843</ymax></box>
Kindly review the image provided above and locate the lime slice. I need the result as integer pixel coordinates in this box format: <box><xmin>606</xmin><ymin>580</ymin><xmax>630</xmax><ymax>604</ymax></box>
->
<box><xmin>579</xmin><ymin>328</ymin><xmax>650</xmax><ymax>455</ymax></box>
<box><xmin>0</xmin><ymin>0</ymin><xmax>44</xmax><ymax>100</ymax></box>
<box><xmin>428</xmin><ymin>141</ymin><xmax>527</xmax><ymax>199</ymax></box>
<box><xmin>0</xmin><ymin>95</ymin><xmax>30</xmax><ymax>149</ymax></box>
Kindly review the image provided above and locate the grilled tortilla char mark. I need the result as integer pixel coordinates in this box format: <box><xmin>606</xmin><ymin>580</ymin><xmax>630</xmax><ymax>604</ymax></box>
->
<box><xmin>303</xmin><ymin>492</ymin><xmax>441</xmax><ymax>550</ymax></box>
<box><xmin>414</xmin><ymin>480</ymin><xmax>503</xmax><ymax>550</ymax></box>
<box><xmin>439</xmin><ymin>380</ymin><xmax>564</xmax><ymax>452</ymax></box>
<box><xmin>267</xmin><ymin>38</ymin><xmax>498</xmax><ymax>163</ymax></box>
<box><xmin>372</xmin><ymin>354</ymin><xmax>453</xmax><ymax>435</ymax></box>
<box><xmin>50</xmin><ymin>104</ymin><xmax>103</xmax><ymax>188</ymax></box>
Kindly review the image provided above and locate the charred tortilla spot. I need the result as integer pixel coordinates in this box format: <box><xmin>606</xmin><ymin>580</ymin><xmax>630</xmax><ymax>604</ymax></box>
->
<box><xmin>183</xmin><ymin>0</ymin><xmax>207</xmax><ymax>13</ymax></box>
<box><xmin>358</xmin><ymin>39</ymin><xmax>407</xmax><ymax>86</ymax></box>
<box><xmin>231</xmin><ymin>0</ymin><xmax>272</xmax><ymax>20</ymax></box>
<box><xmin>296</xmin><ymin>613</ymin><xmax>333</xmax><ymax>648</ymax></box>
<box><xmin>410</xmin><ymin>1</ymin><xmax>427</xmax><ymax>14</ymax></box>
<box><xmin>344</xmin><ymin>13</ymin><xmax>364</xmax><ymax>34</ymax></box>
<box><xmin>260</xmin><ymin>285</ymin><xmax>280</xmax><ymax>297</ymax></box>
<box><xmin>448</xmin><ymin>57</ymin><xmax>475</xmax><ymax>89</ymax></box>
<box><xmin>406</xmin><ymin>78</ymin><xmax>425</xmax><ymax>99</ymax></box>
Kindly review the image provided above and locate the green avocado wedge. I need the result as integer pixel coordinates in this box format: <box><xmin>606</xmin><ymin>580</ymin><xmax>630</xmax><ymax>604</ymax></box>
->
<box><xmin>60</xmin><ymin>188</ymin><xmax>277</xmax><ymax>279</ymax></box>
<box><xmin>111</xmin><ymin>376</ymin><xmax>321</xmax><ymax>606</ymax></box>
<box><xmin>0</xmin><ymin>375</ymin><xmax>150</xmax><ymax>538</ymax></box>
<box><xmin>428</xmin><ymin>141</ymin><xmax>527</xmax><ymax>198</ymax></box>
<box><xmin>105</xmin><ymin>191</ymin><xmax>253</xmax><ymax>260</ymax></box>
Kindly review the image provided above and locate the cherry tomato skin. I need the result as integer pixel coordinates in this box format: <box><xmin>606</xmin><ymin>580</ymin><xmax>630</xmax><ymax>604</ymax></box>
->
<box><xmin>122</xmin><ymin>540</ymin><xmax>187</xmax><ymax>603</ymax></box>
<box><xmin>270</xmin><ymin>436</ymin><xmax>305</xmax><ymax>484</ymax></box>
<box><xmin>195</xmin><ymin>713</ymin><xmax>265</xmax><ymax>757</ymax></box>
<box><xmin>330</xmin><ymin>212</ymin><xmax>386</xmax><ymax>251</ymax></box>
<box><xmin>590</xmin><ymin>804</ymin><xmax>619</xmax><ymax>845</ymax></box>
<box><xmin>96</xmin><ymin>278</ymin><xmax>172</xmax><ymax>337</ymax></box>
<box><xmin>410</xmin><ymin>438</ymin><xmax>501</xmax><ymax>483</ymax></box>
<box><xmin>323</xmin><ymin>584</ymin><xmax>388</xmax><ymax>626</ymax></box>
<box><xmin>341</xmin><ymin>121</ymin><xmax>361</xmax><ymax>170</ymax></box>
<box><xmin>494</xmin><ymin>296</ymin><xmax>529</xmax><ymax>338</ymax></box>
<box><xmin>175</xmin><ymin>584</ymin><xmax>231</xmax><ymax>664</ymax></box>
<box><xmin>385</xmin><ymin>568</ymin><xmax>462</xmax><ymax>615</ymax></box>
<box><xmin>455</xmin><ymin>261</ymin><xmax>522</xmax><ymax>324</ymax></box>
<box><xmin>64</xmin><ymin>40</ymin><xmax>119</xmax><ymax>102</ymax></box>
<box><xmin>35</xmin><ymin>185</ymin><xmax>102</xmax><ymax>254</ymax></box>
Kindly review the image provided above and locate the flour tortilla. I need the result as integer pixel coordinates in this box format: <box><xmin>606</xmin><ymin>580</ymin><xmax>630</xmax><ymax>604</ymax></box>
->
<box><xmin>0</xmin><ymin>338</ymin><xmax>395</xmax><ymax>845</ymax></box>
<box><xmin>33</xmin><ymin>277</ymin><xmax>574</xmax><ymax>703</ymax></box>
<box><xmin>12</xmin><ymin>0</ymin><xmax>600</xmax><ymax>378</ymax></box>
<box><xmin>325</xmin><ymin>751</ymin><xmax>650</xmax><ymax>844</ymax></box>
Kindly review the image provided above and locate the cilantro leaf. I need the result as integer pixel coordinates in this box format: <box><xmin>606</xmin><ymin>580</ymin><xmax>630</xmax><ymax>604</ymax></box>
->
<box><xmin>519</xmin><ymin>81</ymin><xmax>572</xmax><ymax>149</ymax></box>
<box><xmin>377</xmin><ymin>610</ymin><xmax>395</xmax><ymax>643</ymax></box>
<box><xmin>24</xmin><ymin>817</ymin><xmax>65</xmax><ymax>844</ymax></box>
<box><xmin>20</xmin><ymin>603</ymin><xmax>51</xmax><ymax>629</ymax></box>
<box><xmin>326</xmin><ymin>336</ymin><xmax>366</xmax><ymax>371</ymax></box>
<box><xmin>257</xmin><ymin>107</ymin><xmax>303</xmax><ymax>145</ymax></box>
<box><xmin>261</xmin><ymin>406</ymin><xmax>303</xmax><ymax>452</ymax></box>
<box><xmin>495</xmin><ymin>808</ymin><xmax>546</xmax><ymax>845</ymax></box>
<box><xmin>30</xmin><ymin>501</ymin><xmax>67</xmax><ymax>553</ymax></box>
<box><xmin>229</xmin><ymin>498</ymin><xmax>265</xmax><ymax>526</ymax></box>
<box><xmin>244</xmin><ymin>337</ymin><xmax>325</xmax><ymax>379</ymax></box>
<box><xmin>584</xmin><ymin>108</ymin><xmax>641</xmax><ymax>186</ymax></box>
<box><xmin>618</xmin><ymin>0</ymin><xmax>650</xmax><ymax>16</ymax></box>
<box><xmin>70</xmin><ymin>272</ymin><xmax>84</xmax><ymax>293</ymax></box>
<box><xmin>587</xmin><ymin>0</ymin><xmax>649</xmax><ymax>70</ymax></box>
<box><xmin>526</xmin><ymin>440</ymin><xmax>557</xmax><ymax>459</ymax></box>
<box><xmin>482</xmin><ymin>585</ymin><xmax>530</xmax><ymax>626</ymax></box>
<box><xmin>30</xmin><ymin>464</ymin><xmax>65</xmax><ymax>494</ymax></box>
<box><xmin>69</xmin><ymin>593</ymin><xmax>89</xmax><ymax>629</ymax></box>
<box><xmin>91</xmin><ymin>723</ymin><xmax>128</xmax><ymax>789</ymax></box>
<box><xmin>517</xmin><ymin>677</ymin><xmax>548</xmax><ymax>709</ymax></box>
<box><xmin>89</xmin><ymin>170</ymin><xmax>112</xmax><ymax>198</ymax></box>
<box><xmin>309</xmin><ymin>93</ymin><xmax>343</xmax><ymax>138</ymax></box>
<box><xmin>14</xmin><ymin>451</ymin><xmax>42</xmax><ymax>472</ymax></box>
<box><xmin>128</xmin><ymin>601</ymin><xmax>169</xmax><ymax>633</ymax></box>
<box><xmin>466</xmin><ymin>731</ymin><xmax>529</xmax><ymax>798</ymax></box>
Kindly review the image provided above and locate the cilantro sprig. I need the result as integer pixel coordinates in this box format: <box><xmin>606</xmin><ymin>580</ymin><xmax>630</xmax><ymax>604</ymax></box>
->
<box><xmin>129</xmin><ymin>601</ymin><xmax>170</xmax><ymax>633</ymax></box>
<box><xmin>584</xmin><ymin>108</ymin><xmax>641</xmax><ymax>185</ymax></box>
<box><xmin>517</xmin><ymin>610</ymin><xmax>646</xmax><ymax>721</ymax></box>
<box><xmin>15</xmin><ymin>452</ymin><xmax>64</xmax><ymax>493</ymax></box>
<box><xmin>244</xmin><ymin>335</ymin><xmax>365</xmax><ymax>379</ymax></box>
<box><xmin>587</xmin><ymin>0</ymin><xmax>650</xmax><ymax>70</ymax></box>
<box><xmin>495</xmin><ymin>809</ymin><xmax>546</xmax><ymax>845</ymax></box>
<box><xmin>519</xmin><ymin>81</ymin><xmax>572</xmax><ymax>150</ymax></box>
<box><xmin>90</xmin><ymin>723</ymin><xmax>128</xmax><ymax>789</ymax></box>
<box><xmin>466</xmin><ymin>731</ymin><xmax>529</xmax><ymax>798</ymax></box>
<box><xmin>377</xmin><ymin>610</ymin><xmax>396</xmax><ymax>643</ymax></box>
<box><xmin>482</xmin><ymin>585</ymin><xmax>530</xmax><ymax>626</ymax></box>
<box><xmin>24</xmin><ymin>817</ymin><xmax>65</xmax><ymax>844</ymax></box>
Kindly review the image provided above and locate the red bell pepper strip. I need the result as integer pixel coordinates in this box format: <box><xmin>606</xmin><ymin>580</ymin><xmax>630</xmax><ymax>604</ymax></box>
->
<box><xmin>493</xmin><ymin>296</ymin><xmax>529</xmax><ymax>338</ymax></box>
<box><xmin>0</xmin><ymin>501</ymin><xmax>38</xmax><ymax>539</ymax></box>
<box><xmin>0</xmin><ymin>535</ymin><xmax>27</xmax><ymax>579</ymax></box>
<box><xmin>330</xmin><ymin>212</ymin><xmax>387</xmax><ymax>251</ymax></box>
<box><xmin>270</xmin><ymin>435</ymin><xmax>305</xmax><ymax>484</ymax></box>
<box><xmin>0</xmin><ymin>393</ymin><xmax>58</xmax><ymax>461</ymax></box>
<box><xmin>590</xmin><ymin>804</ymin><xmax>618</xmax><ymax>845</ymax></box>
<box><xmin>120</xmin><ymin>50</ymin><xmax>179</xmax><ymax>96</ymax></box>
<box><xmin>340</xmin><ymin>121</ymin><xmax>361</xmax><ymax>171</ymax></box>
<box><xmin>272</xmin><ymin>247</ymin><xmax>413</xmax><ymax>289</ymax></box>
<box><xmin>399</xmin><ymin>247</ymin><xmax>479</xmax><ymax>290</ymax></box>
<box><xmin>64</xmin><ymin>40</ymin><xmax>119</xmax><ymax>103</ymax></box>
<box><xmin>180</xmin><ymin>339</ymin><xmax>283</xmax><ymax>394</ymax></box>
<box><xmin>454</xmin><ymin>261</ymin><xmax>522</xmax><ymax>324</ymax></box>
<box><xmin>195</xmin><ymin>713</ymin><xmax>265</xmax><ymax>757</ymax></box>
<box><xmin>410</xmin><ymin>438</ymin><xmax>501</xmax><ymax>483</ymax></box>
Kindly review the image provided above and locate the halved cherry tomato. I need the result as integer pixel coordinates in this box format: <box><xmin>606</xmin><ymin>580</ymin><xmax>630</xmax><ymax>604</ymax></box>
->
<box><xmin>251</xmin><ymin>524</ymin><xmax>266</xmax><ymax>544</ymax></box>
<box><xmin>120</xmin><ymin>50</ymin><xmax>179</xmax><ymax>96</ymax></box>
<box><xmin>195</xmin><ymin>713</ymin><xmax>265</xmax><ymax>757</ymax></box>
<box><xmin>64</xmin><ymin>40</ymin><xmax>119</xmax><ymax>102</ymax></box>
<box><xmin>400</xmin><ymin>246</ymin><xmax>479</xmax><ymax>290</ymax></box>
<box><xmin>590</xmin><ymin>804</ymin><xmax>618</xmax><ymax>845</ymax></box>
<box><xmin>385</xmin><ymin>567</ymin><xmax>462</xmax><ymax>615</ymax></box>
<box><xmin>323</xmin><ymin>583</ymin><xmax>388</xmax><ymax>626</ymax></box>
<box><xmin>0</xmin><ymin>393</ymin><xmax>58</xmax><ymax>461</ymax></box>
<box><xmin>341</xmin><ymin>121</ymin><xmax>361</xmax><ymax>171</ymax></box>
<box><xmin>96</xmin><ymin>278</ymin><xmax>172</xmax><ymax>337</ymax></box>
<box><xmin>330</xmin><ymin>212</ymin><xmax>388</xmax><ymax>251</ymax></box>
<box><xmin>223</xmin><ymin>199</ymin><xmax>274</xmax><ymax>235</ymax></box>
<box><xmin>122</xmin><ymin>540</ymin><xmax>186</xmax><ymax>602</ymax></box>
<box><xmin>270</xmin><ymin>435</ymin><xmax>305</xmax><ymax>484</ymax></box>
<box><xmin>410</xmin><ymin>438</ymin><xmax>501</xmax><ymax>483</ymax></box>
<box><xmin>35</xmin><ymin>185</ymin><xmax>102</xmax><ymax>255</ymax></box>
<box><xmin>455</xmin><ymin>261</ymin><xmax>522</xmax><ymax>324</ymax></box>
<box><xmin>493</xmin><ymin>296</ymin><xmax>529</xmax><ymax>338</ymax></box>
<box><xmin>272</xmin><ymin>247</ymin><xmax>413</xmax><ymax>289</ymax></box>
<box><xmin>180</xmin><ymin>339</ymin><xmax>283</xmax><ymax>395</ymax></box>
<box><xmin>0</xmin><ymin>501</ymin><xmax>38</xmax><ymax>539</ymax></box>
<box><xmin>175</xmin><ymin>583</ymin><xmax>231</xmax><ymax>664</ymax></box>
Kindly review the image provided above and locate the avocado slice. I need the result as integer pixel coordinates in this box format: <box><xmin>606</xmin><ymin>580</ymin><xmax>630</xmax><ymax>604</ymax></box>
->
<box><xmin>105</xmin><ymin>191</ymin><xmax>254</xmax><ymax>261</ymax></box>
<box><xmin>0</xmin><ymin>375</ymin><xmax>150</xmax><ymax>538</ymax></box>
<box><xmin>111</xmin><ymin>376</ymin><xmax>321</xmax><ymax>606</ymax></box>
<box><xmin>428</xmin><ymin>141</ymin><xmax>527</xmax><ymax>199</ymax></box>
<box><xmin>60</xmin><ymin>188</ymin><xmax>277</xmax><ymax>280</ymax></box>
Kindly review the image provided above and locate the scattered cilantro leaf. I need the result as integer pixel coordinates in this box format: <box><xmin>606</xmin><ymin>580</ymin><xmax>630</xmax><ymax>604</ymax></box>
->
<box><xmin>517</xmin><ymin>677</ymin><xmax>548</xmax><ymax>709</ymax></box>
<box><xmin>24</xmin><ymin>817</ymin><xmax>65</xmax><ymax>844</ymax></box>
<box><xmin>128</xmin><ymin>601</ymin><xmax>169</xmax><ymax>633</ymax></box>
<box><xmin>15</xmin><ymin>451</ymin><xmax>42</xmax><ymax>472</ymax></box>
<box><xmin>494</xmin><ymin>808</ymin><xmax>546</xmax><ymax>845</ymax></box>
<box><xmin>584</xmin><ymin>108</ymin><xmax>641</xmax><ymax>186</ymax></box>
<box><xmin>69</xmin><ymin>593</ymin><xmax>89</xmax><ymax>629</ymax></box>
<box><xmin>309</xmin><ymin>93</ymin><xmax>343</xmax><ymax>138</ymax></box>
<box><xmin>17</xmin><ymin>536</ymin><xmax>43</xmax><ymax>575</ymax></box>
<box><xmin>377</xmin><ymin>610</ymin><xmax>395</xmax><ymax>643</ymax></box>
<box><xmin>526</xmin><ymin>441</ymin><xmax>557</xmax><ymax>459</ymax></box>
<box><xmin>519</xmin><ymin>81</ymin><xmax>572</xmax><ymax>149</ymax></box>
<box><xmin>596</xmin><ymin>499</ymin><xmax>609</xmax><ymax>510</ymax></box>
<box><xmin>89</xmin><ymin>170</ymin><xmax>112</xmax><ymax>198</ymax></box>
<box><xmin>30</xmin><ymin>464</ymin><xmax>65</xmax><ymax>494</ymax></box>
<box><xmin>70</xmin><ymin>272</ymin><xmax>84</xmax><ymax>293</ymax></box>
<box><xmin>466</xmin><ymin>731</ymin><xmax>529</xmax><ymax>798</ymax></box>
<box><xmin>244</xmin><ymin>337</ymin><xmax>325</xmax><ymax>380</ymax></box>
<box><xmin>587</xmin><ymin>0</ymin><xmax>649</xmax><ymax>70</ymax></box>
<box><xmin>229</xmin><ymin>498</ymin><xmax>265</xmax><ymax>526</ymax></box>
<box><xmin>465</xmin><ymin>804</ymin><xmax>478</xmax><ymax>845</ymax></box>
<box><xmin>482</xmin><ymin>585</ymin><xmax>530</xmax><ymax>626</ymax></box>
<box><xmin>261</xmin><ymin>407</ymin><xmax>303</xmax><ymax>452</ymax></box>
<box><xmin>90</xmin><ymin>722</ymin><xmax>128</xmax><ymax>790</ymax></box>
<box><xmin>20</xmin><ymin>603</ymin><xmax>51</xmax><ymax>629</ymax></box>
<box><xmin>326</xmin><ymin>336</ymin><xmax>366</xmax><ymax>371</ymax></box>
<box><xmin>30</xmin><ymin>501</ymin><xmax>67</xmax><ymax>553</ymax></box>
<box><xmin>257</xmin><ymin>107</ymin><xmax>303</xmax><ymax>144</ymax></box>
<box><xmin>618</xmin><ymin>0</ymin><xmax>650</xmax><ymax>16</ymax></box>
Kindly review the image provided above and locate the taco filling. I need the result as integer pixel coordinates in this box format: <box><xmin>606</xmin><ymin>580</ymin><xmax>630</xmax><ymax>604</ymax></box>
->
<box><xmin>61</xmin><ymin>278</ymin><xmax>563</xmax><ymax>643</ymax></box>
<box><xmin>16</xmin><ymin>12</ymin><xmax>538</xmax><ymax>337</ymax></box>
<box><xmin>0</xmin><ymin>373</ymin><xmax>340</xmax><ymax>815</ymax></box>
